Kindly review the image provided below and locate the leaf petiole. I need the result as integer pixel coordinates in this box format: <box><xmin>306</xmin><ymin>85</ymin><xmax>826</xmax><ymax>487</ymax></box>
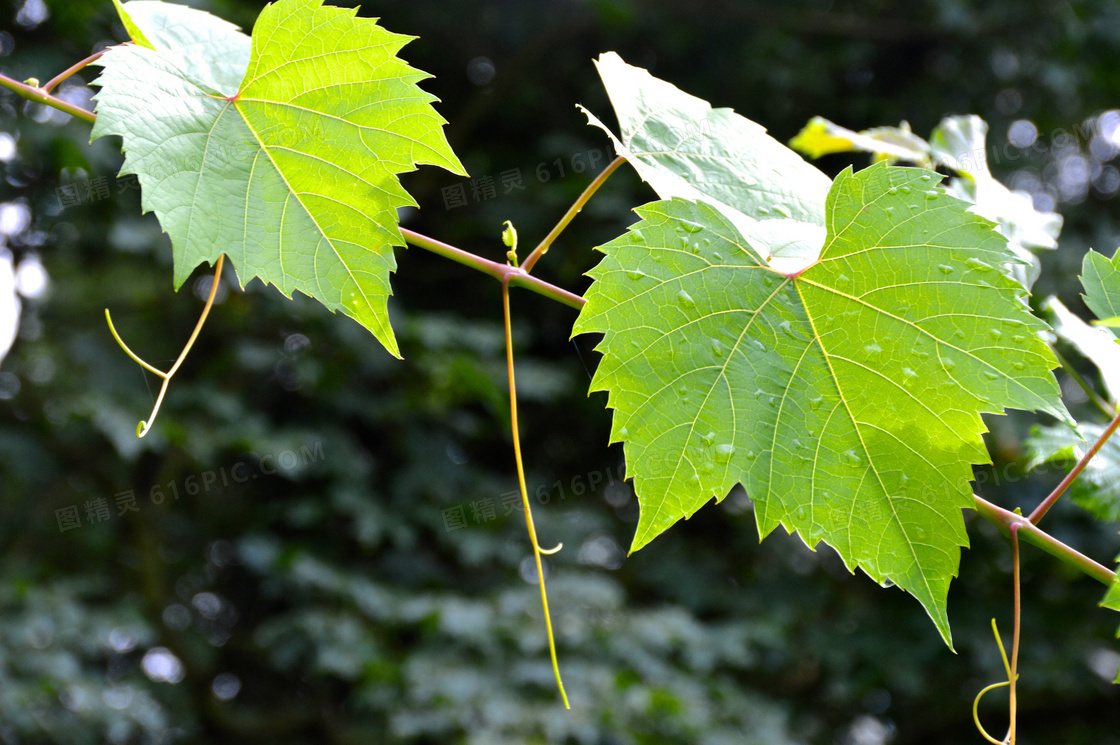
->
<box><xmin>519</xmin><ymin>155</ymin><xmax>626</xmax><ymax>274</ymax></box>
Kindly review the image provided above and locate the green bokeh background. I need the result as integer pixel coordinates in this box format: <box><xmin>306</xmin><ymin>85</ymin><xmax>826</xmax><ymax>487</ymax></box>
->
<box><xmin>1</xmin><ymin>0</ymin><xmax>1119</xmax><ymax>742</ymax></box>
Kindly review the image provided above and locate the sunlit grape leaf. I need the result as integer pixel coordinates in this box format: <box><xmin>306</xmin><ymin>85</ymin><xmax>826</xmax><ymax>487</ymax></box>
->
<box><xmin>1104</xmin><ymin>561</ymin><xmax>1120</xmax><ymax>683</ymax></box>
<box><xmin>92</xmin><ymin>0</ymin><xmax>466</xmax><ymax>357</ymax></box>
<box><xmin>1083</xmin><ymin>249</ymin><xmax>1120</xmax><ymax>327</ymax></box>
<box><xmin>1024</xmin><ymin>423</ymin><xmax>1120</xmax><ymax>521</ymax></box>
<box><xmin>581</xmin><ymin>52</ymin><xmax>832</xmax><ymax>272</ymax></box>
<box><xmin>789</xmin><ymin>116</ymin><xmax>932</xmax><ymax>165</ymax></box>
<box><xmin>111</xmin><ymin>0</ymin><xmax>154</xmax><ymax>50</ymax></box>
<box><xmin>1041</xmin><ymin>296</ymin><xmax>1120</xmax><ymax>403</ymax></box>
<box><xmin>574</xmin><ymin>163</ymin><xmax>1067</xmax><ymax>644</ymax></box>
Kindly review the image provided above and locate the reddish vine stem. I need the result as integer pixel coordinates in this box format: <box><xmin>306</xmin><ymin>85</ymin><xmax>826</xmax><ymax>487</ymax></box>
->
<box><xmin>0</xmin><ymin>72</ymin><xmax>96</xmax><ymax>123</ymax></box>
<box><xmin>43</xmin><ymin>50</ymin><xmax>105</xmax><ymax>93</ymax></box>
<box><xmin>501</xmin><ymin>274</ymin><xmax>570</xmax><ymax>708</ymax></box>
<box><xmin>520</xmin><ymin>155</ymin><xmax>626</xmax><ymax>274</ymax></box>
<box><xmin>1028</xmin><ymin>407</ymin><xmax>1120</xmax><ymax>525</ymax></box>
<box><xmin>973</xmin><ymin>495</ymin><xmax>1115</xmax><ymax>586</ymax></box>
<box><xmin>400</xmin><ymin>228</ymin><xmax>585</xmax><ymax>310</ymax></box>
<box><xmin>1006</xmin><ymin>523</ymin><xmax>1021</xmax><ymax>745</ymax></box>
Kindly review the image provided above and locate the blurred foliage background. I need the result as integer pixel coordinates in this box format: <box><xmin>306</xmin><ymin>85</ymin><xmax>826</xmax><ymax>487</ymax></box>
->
<box><xmin>1</xmin><ymin>0</ymin><xmax>1119</xmax><ymax>743</ymax></box>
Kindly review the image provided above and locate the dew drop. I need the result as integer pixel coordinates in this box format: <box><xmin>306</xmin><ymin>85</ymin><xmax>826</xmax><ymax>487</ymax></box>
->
<box><xmin>920</xmin><ymin>174</ymin><xmax>933</xmax><ymax>182</ymax></box>
<box><xmin>714</xmin><ymin>443</ymin><xmax>737</xmax><ymax>462</ymax></box>
<box><xmin>712</xmin><ymin>252</ymin><xmax>723</xmax><ymax>261</ymax></box>
<box><xmin>887</xmin><ymin>187</ymin><xmax>898</xmax><ymax>195</ymax></box>
<box><xmin>925</xmin><ymin>190</ymin><xmax>938</xmax><ymax>200</ymax></box>
<box><xmin>757</xmin><ymin>206</ymin><xmax>770</xmax><ymax>215</ymax></box>
<box><xmin>982</xmin><ymin>370</ymin><xmax>1000</xmax><ymax>380</ymax></box>
<box><xmin>836</xmin><ymin>274</ymin><xmax>851</xmax><ymax>284</ymax></box>
<box><xmin>899</xmin><ymin>186</ymin><xmax>912</xmax><ymax>195</ymax></box>
<box><xmin>677</xmin><ymin>289</ymin><xmax>696</xmax><ymax>308</ymax></box>
<box><xmin>773</xmin><ymin>203</ymin><xmax>791</xmax><ymax>218</ymax></box>
<box><xmin>902</xmin><ymin>367</ymin><xmax>918</xmax><ymax>379</ymax></box>
<box><xmin>627</xmin><ymin>269</ymin><xmax>647</xmax><ymax>280</ymax></box>
<box><xmin>752</xmin><ymin>339</ymin><xmax>766</xmax><ymax>352</ymax></box>
<box><xmin>988</xmin><ymin>328</ymin><xmax>1002</xmax><ymax>339</ymax></box>
<box><xmin>884</xmin><ymin>207</ymin><xmax>894</xmax><ymax>216</ymax></box>
<box><xmin>1011</xmin><ymin>361</ymin><xmax>1025</xmax><ymax>370</ymax></box>
<box><xmin>937</xmin><ymin>264</ymin><xmax>954</xmax><ymax>275</ymax></box>
<box><xmin>683</xmin><ymin>221</ymin><xmax>703</xmax><ymax>234</ymax></box>
<box><xmin>965</xmin><ymin>257</ymin><xmax>992</xmax><ymax>272</ymax></box>
<box><xmin>864</xmin><ymin>342</ymin><xmax>882</xmax><ymax>355</ymax></box>
<box><xmin>631</xmin><ymin>230</ymin><xmax>645</xmax><ymax>243</ymax></box>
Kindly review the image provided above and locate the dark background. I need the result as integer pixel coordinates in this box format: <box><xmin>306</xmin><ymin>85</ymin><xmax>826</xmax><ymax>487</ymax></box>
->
<box><xmin>1</xmin><ymin>0</ymin><xmax>1119</xmax><ymax>742</ymax></box>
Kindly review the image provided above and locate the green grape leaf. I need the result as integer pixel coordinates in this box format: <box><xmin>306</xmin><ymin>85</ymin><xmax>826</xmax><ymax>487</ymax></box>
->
<box><xmin>789</xmin><ymin>116</ymin><xmax>932</xmax><ymax>166</ymax></box>
<box><xmin>1105</xmin><ymin>559</ymin><xmax>1120</xmax><ymax>683</ymax></box>
<box><xmin>111</xmin><ymin>0</ymin><xmax>155</xmax><ymax>50</ymax></box>
<box><xmin>1083</xmin><ymin>249</ymin><xmax>1120</xmax><ymax>326</ymax></box>
<box><xmin>1024</xmin><ymin>423</ymin><xmax>1120</xmax><ymax>521</ymax></box>
<box><xmin>1041</xmin><ymin>296</ymin><xmax>1120</xmax><ymax>403</ymax></box>
<box><xmin>581</xmin><ymin>52</ymin><xmax>832</xmax><ymax>271</ymax></box>
<box><xmin>574</xmin><ymin>163</ymin><xmax>1067</xmax><ymax>644</ymax></box>
<box><xmin>91</xmin><ymin>0</ymin><xmax>466</xmax><ymax>357</ymax></box>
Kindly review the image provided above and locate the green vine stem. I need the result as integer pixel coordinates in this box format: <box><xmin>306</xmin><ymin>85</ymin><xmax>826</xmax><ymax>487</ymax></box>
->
<box><xmin>0</xmin><ymin>72</ymin><xmax>96</xmax><ymax>124</ymax></box>
<box><xmin>105</xmin><ymin>254</ymin><xmax>225</xmax><ymax>437</ymax></box>
<box><xmin>1027</xmin><ymin>407</ymin><xmax>1120</xmax><ymax>525</ymax></box>
<box><xmin>520</xmin><ymin>155</ymin><xmax>626</xmax><ymax>274</ymax></box>
<box><xmin>501</xmin><ymin>272</ymin><xmax>570</xmax><ymax>709</ymax></box>
<box><xmin>972</xmin><ymin>495</ymin><xmax>1116</xmax><ymax>586</ymax></box>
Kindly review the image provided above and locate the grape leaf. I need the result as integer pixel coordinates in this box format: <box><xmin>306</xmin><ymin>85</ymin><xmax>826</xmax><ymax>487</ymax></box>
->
<box><xmin>1082</xmin><ymin>248</ymin><xmax>1120</xmax><ymax>328</ymax></box>
<box><xmin>581</xmin><ymin>52</ymin><xmax>832</xmax><ymax>272</ymax></box>
<box><xmin>574</xmin><ymin>163</ymin><xmax>1067</xmax><ymax>643</ymax></box>
<box><xmin>110</xmin><ymin>0</ymin><xmax>154</xmax><ymax>50</ymax></box>
<box><xmin>792</xmin><ymin>114</ymin><xmax>1062</xmax><ymax>290</ymax></box>
<box><xmin>92</xmin><ymin>0</ymin><xmax>466</xmax><ymax>357</ymax></box>
<box><xmin>789</xmin><ymin>116</ymin><xmax>932</xmax><ymax>165</ymax></box>
<box><xmin>1024</xmin><ymin>423</ymin><xmax>1120</xmax><ymax>521</ymax></box>
<box><xmin>1041</xmin><ymin>296</ymin><xmax>1120</xmax><ymax>403</ymax></box>
<box><xmin>1105</xmin><ymin>559</ymin><xmax>1120</xmax><ymax>684</ymax></box>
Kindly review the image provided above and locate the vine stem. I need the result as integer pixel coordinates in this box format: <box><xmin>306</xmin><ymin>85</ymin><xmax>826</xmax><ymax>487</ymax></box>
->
<box><xmin>0</xmin><ymin>72</ymin><xmax>96</xmax><ymax>124</ymax></box>
<box><xmin>400</xmin><ymin>228</ymin><xmax>585</xmax><ymax>310</ymax></box>
<box><xmin>972</xmin><ymin>495</ymin><xmax>1116</xmax><ymax>586</ymax></box>
<box><xmin>1007</xmin><ymin>523</ymin><xmax>1021</xmax><ymax>745</ymax></box>
<box><xmin>43</xmin><ymin>50</ymin><xmax>105</xmax><ymax>93</ymax></box>
<box><xmin>502</xmin><ymin>274</ymin><xmax>570</xmax><ymax>709</ymax></box>
<box><xmin>1027</xmin><ymin>407</ymin><xmax>1120</xmax><ymax>525</ymax></box>
<box><xmin>520</xmin><ymin>155</ymin><xmax>626</xmax><ymax>274</ymax></box>
<box><xmin>106</xmin><ymin>255</ymin><xmax>224</xmax><ymax>437</ymax></box>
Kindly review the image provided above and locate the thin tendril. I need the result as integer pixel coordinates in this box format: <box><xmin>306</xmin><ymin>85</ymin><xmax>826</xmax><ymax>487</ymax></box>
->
<box><xmin>105</xmin><ymin>255</ymin><xmax>225</xmax><ymax>437</ymax></box>
<box><xmin>502</xmin><ymin>274</ymin><xmax>570</xmax><ymax>709</ymax></box>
